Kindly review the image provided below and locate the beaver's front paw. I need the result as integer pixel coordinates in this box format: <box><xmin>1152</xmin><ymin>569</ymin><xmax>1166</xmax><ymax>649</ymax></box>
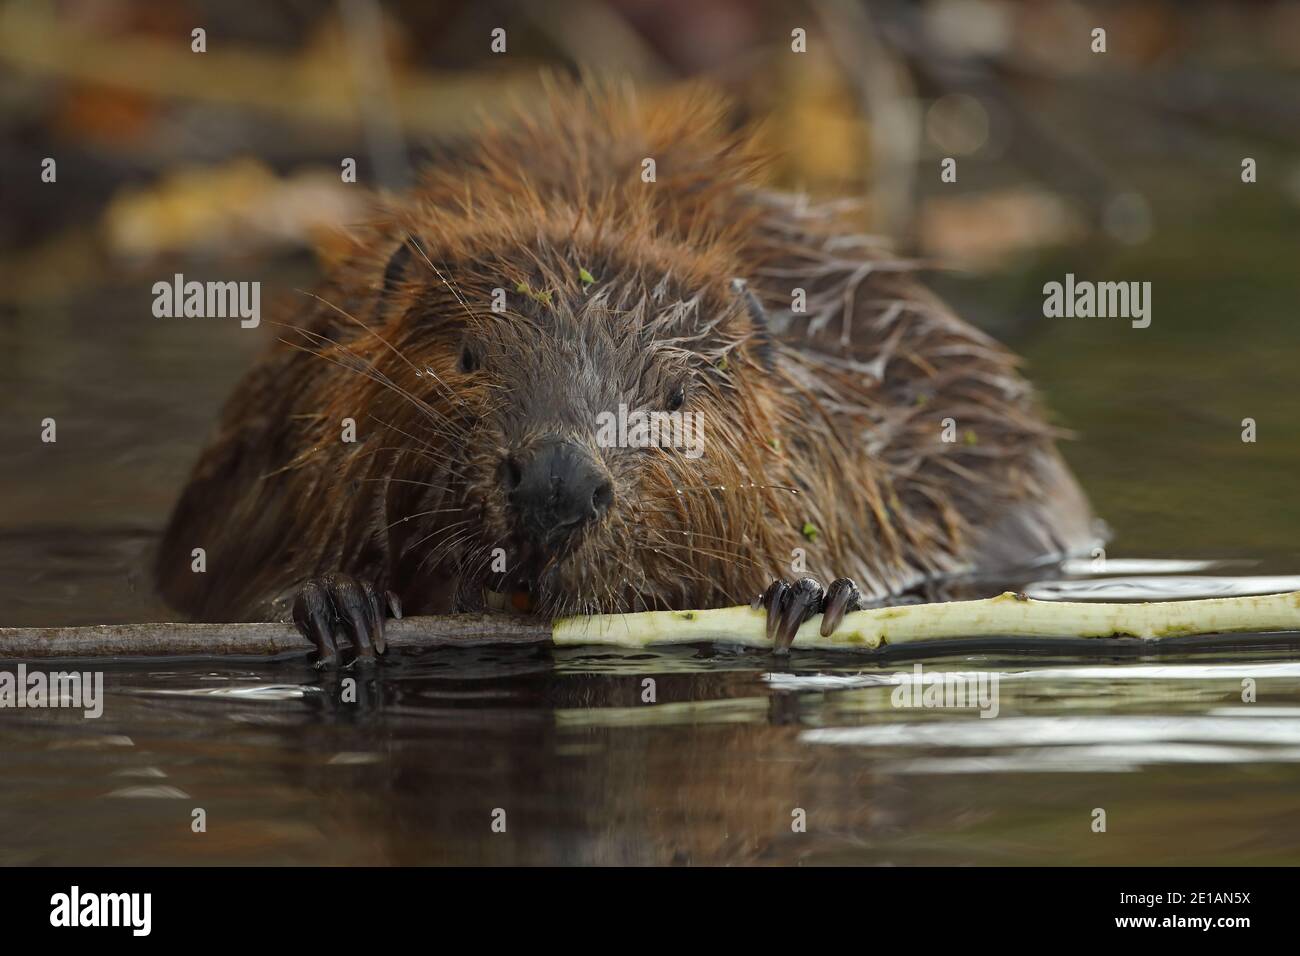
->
<box><xmin>753</xmin><ymin>576</ymin><xmax>864</xmax><ymax>654</ymax></box>
<box><xmin>291</xmin><ymin>573</ymin><xmax>398</xmax><ymax>667</ymax></box>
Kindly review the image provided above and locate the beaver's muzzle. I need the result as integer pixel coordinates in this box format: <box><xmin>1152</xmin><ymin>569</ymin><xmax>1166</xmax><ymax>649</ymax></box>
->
<box><xmin>502</xmin><ymin>438</ymin><xmax>613</xmax><ymax>554</ymax></box>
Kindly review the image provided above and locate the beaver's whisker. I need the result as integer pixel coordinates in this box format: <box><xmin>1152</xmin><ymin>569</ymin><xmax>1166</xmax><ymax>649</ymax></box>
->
<box><xmin>636</xmin><ymin>551</ymin><xmax>717</xmax><ymax>589</ymax></box>
<box><xmin>637</xmin><ymin>526</ymin><xmax>754</xmax><ymax>548</ymax></box>
<box><xmin>276</xmin><ymin>320</ymin><xmax>469</xmax><ymax>432</ymax></box>
<box><xmin>295</xmin><ymin>287</ymin><xmax>431</xmax><ymax>385</ymax></box>
<box><xmin>417</xmin><ymin>525</ymin><xmax>477</xmax><ymax>576</ymax></box>
<box><xmin>276</xmin><ymin>331</ymin><xmax>468</xmax><ymax>442</ymax></box>
<box><xmin>364</xmin><ymin>413</ymin><xmax>465</xmax><ymax>462</ymax></box>
<box><xmin>413</xmin><ymin>536</ymin><xmax>472</xmax><ymax>583</ymax></box>
<box><xmin>364</xmin><ymin>477</ymin><xmax>458</xmax><ymax>491</ymax></box>
<box><xmin>640</xmin><ymin>540</ymin><xmax>756</xmax><ymax>569</ymax></box>
<box><xmin>358</xmin><ymin>445</ymin><xmax>468</xmax><ymax>477</ymax></box>
<box><xmin>405</xmin><ymin>518</ymin><xmax>471</xmax><ymax>556</ymax></box>
<box><xmin>384</xmin><ymin>505</ymin><xmax>465</xmax><ymax>531</ymax></box>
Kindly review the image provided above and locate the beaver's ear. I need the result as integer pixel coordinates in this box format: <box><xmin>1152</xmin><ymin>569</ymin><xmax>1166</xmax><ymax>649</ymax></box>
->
<box><xmin>730</xmin><ymin>278</ymin><xmax>775</xmax><ymax>369</ymax></box>
<box><xmin>381</xmin><ymin>240</ymin><xmax>414</xmax><ymax>301</ymax></box>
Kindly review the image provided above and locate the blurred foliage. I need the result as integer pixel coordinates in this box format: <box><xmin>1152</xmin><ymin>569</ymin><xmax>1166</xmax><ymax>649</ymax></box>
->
<box><xmin>3</xmin><ymin>0</ymin><xmax>1299</xmax><ymax>284</ymax></box>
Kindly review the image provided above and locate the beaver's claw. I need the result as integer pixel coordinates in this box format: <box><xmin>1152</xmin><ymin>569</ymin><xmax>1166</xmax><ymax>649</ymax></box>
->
<box><xmin>754</xmin><ymin>576</ymin><xmax>864</xmax><ymax>654</ymax></box>
<box><xmin>291</xmin><ymin>573</ymin><xmax>397</xmax><ymax>667</ymax></box>
<box><xmin>819</xmin><ymin>577</ymin><xmax>864</xmax><ymax>637</ymax></box>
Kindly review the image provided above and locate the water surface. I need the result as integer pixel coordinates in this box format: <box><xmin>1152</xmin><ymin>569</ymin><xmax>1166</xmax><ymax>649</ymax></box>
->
<box><xmin>5</xmin><ymin>637</ymin><xmax>1300</xmax><ymax>865</ymax></box>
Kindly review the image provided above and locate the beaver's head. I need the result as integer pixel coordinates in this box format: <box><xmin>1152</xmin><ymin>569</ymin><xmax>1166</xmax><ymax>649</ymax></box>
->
<box><xmin>367</xmin><ymin>236</ymin><xmax>790</xmax><ymax>618</ymax></box>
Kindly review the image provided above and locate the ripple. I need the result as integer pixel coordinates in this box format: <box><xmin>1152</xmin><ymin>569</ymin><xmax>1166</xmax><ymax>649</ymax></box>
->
<box><xmin>802</xmin><ymin>714</ymin><xmax>1300</xmax><ymax>748</ymax></box>
<box><xmin>327</xmin><ymin>752</ymin><xmax>382</xmax><ymax>765</ymax></box>
<box><xmin>882</xmin><ymin>743</ymin><xmax>1300</xmax><ymax>774</ymax></box>
<box><xmin>1059</xmin><ymin>558</ymin><xmax>1231</xmax><ymax>575</ymax></box>
<box><xmin>765</xmin><ymin>660</ymin><xmax>1300</xmax><ymax>691</ymax></box>
<box><xmin>1024</xmin><ymin>575</ymin><xmax>1300</xmax><ymax>601</ymax></box>
<box><xmin>127</xmin><ymin>684</ymin><xmax>312</xmax><ymax>701</ymax></box>
<box><xmin>102</xmin><ymin>785</ymin><xmax>191</xmax><ymax>799</ymax></box>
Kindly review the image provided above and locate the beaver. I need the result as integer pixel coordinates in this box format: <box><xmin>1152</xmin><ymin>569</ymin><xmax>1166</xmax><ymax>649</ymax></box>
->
<box><xmin>155</xmin><ymin>81</ymin><xmax>1095</xmax><ymax>664</ymax></box>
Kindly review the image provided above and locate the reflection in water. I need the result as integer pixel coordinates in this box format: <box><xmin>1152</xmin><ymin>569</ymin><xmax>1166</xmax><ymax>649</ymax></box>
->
<box><xmin>3</xmin><ymin>639</ymin><xmax>1300</xmax><ymax>865</ymax></box>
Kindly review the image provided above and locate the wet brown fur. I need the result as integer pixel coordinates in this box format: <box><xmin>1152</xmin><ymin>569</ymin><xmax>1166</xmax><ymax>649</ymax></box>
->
<box><xmin>156</xmin><ymin>80</ymin><xmax>1094</xmax><ymax>624</ymax></box>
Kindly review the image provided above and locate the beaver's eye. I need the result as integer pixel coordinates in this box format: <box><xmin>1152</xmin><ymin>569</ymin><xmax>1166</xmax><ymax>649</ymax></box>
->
<box><xmin>459</xmin><ymin>344</ymin><xmax>479</xmax><ymax>373</ymax></box>
<box><xmin>666</xmin><ymin>382</ymin><xmax>685</xmax><ymax>411</ymax></box>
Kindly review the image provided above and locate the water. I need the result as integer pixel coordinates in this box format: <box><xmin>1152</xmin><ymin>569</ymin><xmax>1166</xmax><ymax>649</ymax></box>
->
<box><xmin>4</xmin><ymin>639</ymin><xmax>1300</xmax><ymax>864</ymax></box>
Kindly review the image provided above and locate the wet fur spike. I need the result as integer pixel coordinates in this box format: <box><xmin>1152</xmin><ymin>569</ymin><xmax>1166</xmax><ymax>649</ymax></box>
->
<box><xmin>155</xmin><ymin>78</ymin><xmax>1094</xmax><ymax>626</ymax></box>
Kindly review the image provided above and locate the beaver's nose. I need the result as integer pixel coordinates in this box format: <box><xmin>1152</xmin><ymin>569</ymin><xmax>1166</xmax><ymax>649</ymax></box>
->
<box><xmin>503</xmin><ymin>440</ymin><xmax>613</xmax><ymax>549</ymax></box>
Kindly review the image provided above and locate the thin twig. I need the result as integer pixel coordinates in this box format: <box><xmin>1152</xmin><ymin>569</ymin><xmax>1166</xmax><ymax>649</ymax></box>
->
<box><xmin>0</xmin><ymin>615</ymin><xmax>549</xmax><ymax>659</ymax></box>
<box><xmin>4</xmin><ymin>592</ymin><xmax>1300</xmax><ymax>660</ymax></box>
